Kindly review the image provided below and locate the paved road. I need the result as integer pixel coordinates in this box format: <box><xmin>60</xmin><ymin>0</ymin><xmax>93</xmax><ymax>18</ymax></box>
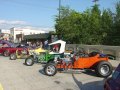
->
<box><xmin>0</xmin><ymin>56</ymin><xmax>119</xmax><ymax>90</ymax></box>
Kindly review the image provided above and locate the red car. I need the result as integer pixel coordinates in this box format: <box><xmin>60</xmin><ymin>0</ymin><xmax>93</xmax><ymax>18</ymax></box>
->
<box><xmin>0</xmin><ymin>40</ymin><xmax>28</xmax><ymax>56</ymax></box>
<box><xmin>104</xmin><ymin>64</ymin><xmax>120</xmax><ymax>90</ymax></box>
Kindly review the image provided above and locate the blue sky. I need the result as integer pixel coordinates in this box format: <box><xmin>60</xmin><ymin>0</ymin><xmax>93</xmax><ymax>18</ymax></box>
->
<box><xmin>0</xmin><ymin>0</ymin><xmax>119</xmax><ymax>30</ymax></box>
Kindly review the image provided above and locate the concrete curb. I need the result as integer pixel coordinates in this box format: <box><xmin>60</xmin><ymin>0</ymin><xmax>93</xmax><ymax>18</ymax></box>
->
<box><xmin>109</xmin><ymin>60</ymin><xmax>120</xmax><ymax>69</ymax></box>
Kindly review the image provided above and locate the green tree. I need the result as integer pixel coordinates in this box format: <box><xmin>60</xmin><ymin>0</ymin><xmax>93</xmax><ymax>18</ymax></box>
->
<box><xmin>54</xmin><ymin>3</ymin><xmax>119</xmax><ymax>45</ymax></box>
<box><xmin>101</xmin><ymin>9</ymin><xmax>113</xmax><ymax>45</ymax></box>
<box><xmin>79</xmin><ymin>9</ymin><xmax>92</xmax><ymax>44</ymax></box>
<box><xmin>110</xmin><ymin>1</ymin><xmax>120</xmax><ymax>45</ymax></box>
<box><xmin>104</xmin><ymin>1</ymin><xmax>120</xmax><ymax>46</ymax></box>
<box><xmin>55</xmin><ymin>6</ymin><xmax>72</xmax><ymax>35</ymax></box>
<box><xmin>89</xmin><ymin>5</ymin><xmax>102</xmax><ymax>44</ymax></box>
<box><xmin>55</xmin><ymin>6</ymin><xmax>83</xmax><ymax>43</ymax></box>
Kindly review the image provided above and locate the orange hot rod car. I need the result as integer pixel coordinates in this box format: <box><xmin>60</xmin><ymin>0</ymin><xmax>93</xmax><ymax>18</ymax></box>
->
<box><xmin>43</xmin><ymin>40</ymin><xmax>113</xmax><ymax>77</ymax></box>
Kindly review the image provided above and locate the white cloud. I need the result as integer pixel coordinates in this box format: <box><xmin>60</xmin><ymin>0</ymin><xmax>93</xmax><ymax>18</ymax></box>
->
<box><xmin>0</xmin><ymin>19</ymin><xmax>55</xmax><ymax>32</ymax></box>
<box><xmin>10</xmin><ymin>20</ymin><xmax>27</xmax><ymax>25</ymax></box>
<box><xmin>16</xmin><ymin>26</ymin><xmax>55</xmax><ymax>32</ymax></box>
<box><xmin>0</xmin><ymin>20</ymin><xmax>27</xmax><ymax>25</ymax></box>
<box><xmin>0</xmin><ymin>19</ymin><xmax>28</xmax><ymax>29</ymax></box>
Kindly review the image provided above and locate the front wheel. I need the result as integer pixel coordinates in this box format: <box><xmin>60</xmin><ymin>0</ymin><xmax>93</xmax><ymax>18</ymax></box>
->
<box><xmin>10</xmin><ymin>53</ymin><xmax>17</xmax><ymax>60</ymax></box>
<box><xmin>25</xmin><ymin>57</ymin><xmax>34</xmax><ymax>66</ymax></box>
<box><xmin>43</xmin><ymin>63</ymin><xmax>57</xmax><ymax>76</ymax></box>
<box><xmin>95</xmin><ymin>61</ymin><xmax>113</xmax><ymax>77</ymax></box>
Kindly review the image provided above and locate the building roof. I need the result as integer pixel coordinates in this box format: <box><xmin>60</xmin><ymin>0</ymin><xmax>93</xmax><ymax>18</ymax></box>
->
<box><xmin>23</xmin><ymin>33</ymin><xmax>50</xmax><ymax>40</ymax></box>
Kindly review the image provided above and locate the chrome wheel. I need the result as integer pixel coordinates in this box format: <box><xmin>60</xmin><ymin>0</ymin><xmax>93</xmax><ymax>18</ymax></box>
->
<box><xmin>46</xmin><ymin>65</ymin><xmax>56</xmax><ymax>75</ymax></box>
<box><xmin>100</xmin><ymin>65</ymin><xmax>110</xmax><ymax>75</ymax></box>
<box><xmin>10</xmin><ymin>54</ymin><xmax>16</xmax><ymax>60</ymax></box>
<box><xmin>26</xmin><ymin>59</ymin><xmax>33</xmax><ymax>65</ymax></box>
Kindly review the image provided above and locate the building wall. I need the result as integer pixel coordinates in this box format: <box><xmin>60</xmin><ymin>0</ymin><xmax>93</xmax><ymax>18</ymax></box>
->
<box><xmin>0</xmin><ymin>29</ymin><xmax>10</xmax><ymax>41</ymax></box>
<box><xmin>0</xmin><ymin>33</ymin><xmax>10</xmax><ymax>40</ymax></box>
<box><xmin>1</xmin><ymin>29</ymin><xmax>10</xmax><ymax>34</ymax></box>
<box><xmin>10</xmin><ymin>27</ymin><xmax>46</xmax><ymax>43</ymax></box>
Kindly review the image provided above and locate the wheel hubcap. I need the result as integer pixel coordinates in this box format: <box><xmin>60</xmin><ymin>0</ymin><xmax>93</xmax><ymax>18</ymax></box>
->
<box><xmin>100</xmin><ymin>65</ymin><xmax>110</xmax><ymax>75</ymax></box>
<box><xmin>26</xmin><ymin>59</ymin><xmax>32</xmax><ymax>65</ymax></box>
<box><xmin>46</xmin><ymin>65</ymin><xmax>55</xmax><ymax>75</ymax></box>
<box><xmin>11</xmin><ymin>54</ymin><xmax>15</xmax><ymax>59</ymax></box>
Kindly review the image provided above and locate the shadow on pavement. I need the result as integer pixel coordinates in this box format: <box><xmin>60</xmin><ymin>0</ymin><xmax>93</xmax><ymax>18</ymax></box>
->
<box><xmin>82</xmin><ymin>70</ymin><xmax>98</xmax><ymax>77</ymax></box>
<box><xmin>0</xmin><ymin>54</ymin><xmax>3</xmax><ymax>56</ymax></box>
<box><xmin>39</xmin><ymin>69</ymin><xmax>45</xmax><ymax>75</ymax></box>
<box><xmin>23</xmin><ymin>63</ymin><xmax>26</xmax><ymax>65</ymax></box>
<box><xmin>72</xmin><ymin>74</ymin><xmax>106</xmax><ymax>90</ymax></box>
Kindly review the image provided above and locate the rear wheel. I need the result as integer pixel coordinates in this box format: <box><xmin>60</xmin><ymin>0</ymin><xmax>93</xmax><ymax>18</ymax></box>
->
<box><xmin>10</xmin><ymin>53</ymin><xmax>17</xmax><ymax>60</ymax></box>
<box><xmin>44</xmin><ymin>63</ymin><xmax>57</xmax><ymax>76</ymax></box>
<box><xmin>95</xmin><ymin>61</ymin><xmax>113</xmax><ymax>77</ymax></box>
<box><xmin>25</xmin><ymin>57</ymin><xmax>34</xmax><ymax>66</ymax></box>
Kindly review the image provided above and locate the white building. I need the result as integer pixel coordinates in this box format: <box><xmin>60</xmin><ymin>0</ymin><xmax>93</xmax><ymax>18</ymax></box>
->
<box><xmin>1</xmin><ymin>29</ymin><xmax>10</xmax><ymax>34</ymax></box>
<box><xmin>10</xmin><ymin>27</ymin><xmax>46</xmax><ymax>43</ymax></box>
<box><xmin>0</xmin><ymin>29</ymin><xmax>10</xmax><ymax>40</ymax></box>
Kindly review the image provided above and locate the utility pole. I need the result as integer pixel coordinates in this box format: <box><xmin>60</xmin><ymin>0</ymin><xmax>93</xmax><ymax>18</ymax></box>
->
<box><xmin>58</xmin><ymin>0</ymin><xmax>63</xmax><ymax>39</ymax></box>
<box><xmin>59</xmin><ymin>0</ymin><xmax>61</xmax><ymax>21</ymax></box>
<box><xmin>93</xmin><ymin>0</ymin><xmax>99</xmax><ymax>5</ymax></box>
<box><xmin>92</xmin><ymin>0</ymin><xmax>99</xmax><ymax>7</ymax></box>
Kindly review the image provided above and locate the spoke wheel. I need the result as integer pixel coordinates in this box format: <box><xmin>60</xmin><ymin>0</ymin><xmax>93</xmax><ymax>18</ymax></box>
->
<box><xmin>10</xmin><ymin>53</ymin><xmax>17</xmax><ymax>60</ymax></box>
<box><xmin>95</xmin><ymin>61</ymin><xmax>113</xmax><ymax>77</ymax></box>
<box><xmin>25</xmin><ymin>57</ymin><xmax>34</xmax><ymax>66</ymax></box>
<box><xmin>44</xmin><ymin>63</ymin><xmax>57</xmax><ymax>76</ymax></box>
<box><xmin>100</xmin><ymin>65</ymin><xmax>110</xmax><ymax>75</ymax></box>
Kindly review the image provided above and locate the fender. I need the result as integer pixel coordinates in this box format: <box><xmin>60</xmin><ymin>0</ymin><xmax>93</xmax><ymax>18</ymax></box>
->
<box><xmin>90</xmin><ymin>60</ymin><xmax>109</xmax><ymax>69</ymax></box>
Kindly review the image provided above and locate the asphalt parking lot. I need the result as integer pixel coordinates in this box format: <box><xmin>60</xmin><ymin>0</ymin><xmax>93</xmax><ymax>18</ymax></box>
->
<box><xmin>0</xmin><ymin>56</ymin><xmax>119</xmax><ymax>90</ymax></box>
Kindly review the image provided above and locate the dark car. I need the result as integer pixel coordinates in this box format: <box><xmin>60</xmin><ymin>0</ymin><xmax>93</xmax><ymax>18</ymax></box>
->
<box><xmin>104</xmin><ymin>64</ymin><xmax>120</xmax><ymax>90</ymax></box>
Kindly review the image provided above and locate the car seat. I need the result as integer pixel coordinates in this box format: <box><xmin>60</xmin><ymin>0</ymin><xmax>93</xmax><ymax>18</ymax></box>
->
<box><xmin>88</xmin><ymin>52</ymin><xmax>100</xmax><ymax>57</ymax></box>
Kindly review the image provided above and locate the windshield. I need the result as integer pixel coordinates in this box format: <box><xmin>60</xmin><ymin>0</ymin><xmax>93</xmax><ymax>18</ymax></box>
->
<box><xmin>112</xmin><ymin>64</ymin><xmax>120</xmax><ymax>81</ymax></box>
<box><xmin>49</xmin><ymin>43</ymin><xmax>61</xmax><ymax>53</ymax></box>
<box><xmin>112</xmin><ymin>71</ymin><xmax>120</xmax><ymax>79</ymax></box>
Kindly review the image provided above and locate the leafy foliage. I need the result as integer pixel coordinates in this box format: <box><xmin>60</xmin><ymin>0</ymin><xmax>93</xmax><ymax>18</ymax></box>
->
<box><xmin>55</xmin><ymin>2</ymin><xmax>120</xmax><ymax>45</ymax></box>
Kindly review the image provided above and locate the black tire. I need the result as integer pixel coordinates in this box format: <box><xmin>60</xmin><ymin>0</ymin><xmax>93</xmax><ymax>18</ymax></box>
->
<box><xmin>10</xmin><ymin>53</ymin><xmax>17</xmax><ymax>60</ymax></box>
<box><xmin>25</xmin><ymin>57</ymin><xmax>34</xmax><ymax>66</ymax></box>
<box><xmin>95</xmin><ymin>61</ymin><xmax>113</xmax><ymax>77</ymax></box>
<box><xmin>3</xmin><ymin>50</ymin><xmax>9</xmax><ymax>57</ymax></box>
<box><xmin>43</xmin><ymin>63</ymin><xmax>57</xmax><ymax>76</ymax></box>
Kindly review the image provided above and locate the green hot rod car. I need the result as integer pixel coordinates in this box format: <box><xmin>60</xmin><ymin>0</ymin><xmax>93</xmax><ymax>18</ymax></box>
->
<box><xmin>25</xmin><ymin>40</ymin><xmax>66</xmax><ymax>66</ymax></box>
